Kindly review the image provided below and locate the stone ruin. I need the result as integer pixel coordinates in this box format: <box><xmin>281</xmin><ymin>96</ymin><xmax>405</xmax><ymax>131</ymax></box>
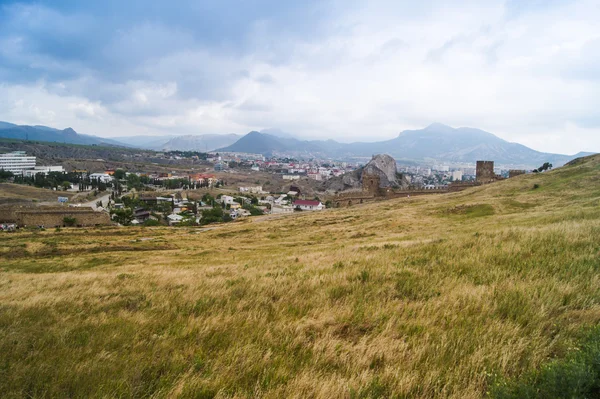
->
<box><xmin>476</xmin><ymin>161</ymin><xmax>504</xmax><ymax>183</ymax></box>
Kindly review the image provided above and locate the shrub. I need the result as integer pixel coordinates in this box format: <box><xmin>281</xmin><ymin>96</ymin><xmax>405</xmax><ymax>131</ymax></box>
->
<box><xmin>63</xmin><ymin>217</ymin><xmax>76</xmax><ymax>227</ymax></box>
<box><xmin>489</xmin><ymin>326</ymin><xmax>600</xmax><ymax>398</ymax></box>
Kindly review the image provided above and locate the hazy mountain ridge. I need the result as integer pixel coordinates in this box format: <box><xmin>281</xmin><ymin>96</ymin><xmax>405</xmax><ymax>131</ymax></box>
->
<box><xmin>1</xmin><ymin>121</ymin><xmax>594</xmax><ymax>167</ymax></box>
<box><xmin>218</xmin><ymin>123</ymin><xmax>594</xmax><ymax>167</ymax></box>
<box><xmin>0</xmin><ymin>122</ymin><xmax>128</xmax><ymax>147</ymax></box>
<box><xmin>159</xmin><ymin>134</ymin><xmax>241</xmax><ymax>152</ymax></box>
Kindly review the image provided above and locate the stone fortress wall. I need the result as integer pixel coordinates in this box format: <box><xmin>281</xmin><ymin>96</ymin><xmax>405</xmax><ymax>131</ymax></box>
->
<box><xmin>0</xmin><ymin>206</ymin><xmax>111</xmax><ymax>227</ymax></box>
<box><xmin>333</xmin><ymin>158</ymin><xmax>509</xmax><ymax>208</ymax></box>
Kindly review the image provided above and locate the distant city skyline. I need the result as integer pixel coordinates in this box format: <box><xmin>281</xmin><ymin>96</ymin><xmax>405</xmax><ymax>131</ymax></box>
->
<box><xmin>1</xmin><ymin>0</ymin><xmax>599</xmax><ymax>154</ymax></box>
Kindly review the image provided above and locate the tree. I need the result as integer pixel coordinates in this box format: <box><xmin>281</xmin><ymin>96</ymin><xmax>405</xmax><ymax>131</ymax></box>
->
<box><xmin>113</xmin><ymin>169</ymin><xmax>126</xmax><ymax>180</ymax></box>
<box><xmin>126</xmin><ymin>174</ymin><xmax>142</xmax><ymax>190</ymax></box>
<box><xmin>0</xmin><ymin>170</ymin><xmax>14</xmax><ymax>180</ymax></box>
<box><xmin>111</xmin><ymin>208</ymin><xmax>134</xmax><ymax>226</ymax></box>
<box><xmin>533</xmin><ymin>162</ymin><xmax>553</xmax><ymax>173</ymax></box>
<box><xmin>200</xmin><ymin>207</ymin><xmax>225</xmax><ymax>225</ymax></box>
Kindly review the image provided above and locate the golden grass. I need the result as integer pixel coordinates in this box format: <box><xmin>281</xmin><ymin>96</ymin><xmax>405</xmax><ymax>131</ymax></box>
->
<box><xmin>1</xmin><ymin>155</ymin><xmax>599</xmax><ymax>398</ymax></box>
<box><xmin>0</xmin><ymin>182</ymin><xmax>76</xmax><ymax>203</ymax></box>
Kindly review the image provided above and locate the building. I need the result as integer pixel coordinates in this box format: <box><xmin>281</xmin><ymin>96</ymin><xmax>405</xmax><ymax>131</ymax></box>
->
<box><xmin>220</xmin><ymin>195</ymin><xmax>236</xmax><ymax>205</ymax></box>
<box><xmin>293</xmin><ymin>200</ymin><xmax>324</xmax><ymax>211</ymax></box>
<box><xmin>450</xmin><ymin>170</ymin><xmax>463</xmax><ymax>181</ymax></box>
<box><xmin>0</xmin><ymin>151</ymin><xmax>36</xmax><ymax>174</ymax></box>
<box><xmin>239</xmin><ymin>186</ymin><xmax>263</xmax><ymax>194</ymax></box>
<box><xmin>89</xmin><ymin>173</ymin><xmax>113</xmax><ymax>183</ymax></box>
<box><xmin>271</xmin><ymin>204</ymin><xmax>294</xmax><ymax>214</ymax></box>
<box><xmin>283</xmin><ymin>174</ymin><xmax>300</xmax><ymax>180</ymax></box>
<box><xmin>22</xmin><ymin>165</ymin><xmax>65</xmax><ymax>177</ymax></box>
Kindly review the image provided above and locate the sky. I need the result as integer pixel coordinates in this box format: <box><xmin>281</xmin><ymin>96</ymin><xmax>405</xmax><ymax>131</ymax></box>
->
<box><xmin>0</xmin><ymin>0</ymin><xmax>599</xmax><ymax>154</ymax></box>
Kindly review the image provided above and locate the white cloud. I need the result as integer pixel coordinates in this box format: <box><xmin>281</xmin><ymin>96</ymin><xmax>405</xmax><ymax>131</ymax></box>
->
<box><xmin>0</xmin><ymin>0</ymin><xmax>599</xmax><ymax>153</ymax></box>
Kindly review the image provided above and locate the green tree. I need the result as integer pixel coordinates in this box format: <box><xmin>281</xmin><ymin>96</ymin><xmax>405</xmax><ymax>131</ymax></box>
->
<box><xmin>113</xmin><ymin>169</ymin><xmax>126</xmax><ymax>180</ymax></box>
<box><xmin>110</xmin><ymin>208</ymin><xmax>134</xmax><ymax>226</ymax></box>
<box><xmin>63</xmin><ymin>217</ymin><xmax>76</xmax><ymax>227</ymax></box>
<box><xmin>0</xmin><ymin>170</ymin><xmax>14</xmax><ymax>180</ymax></box>
<box><xmin>533</xmin><ymin>162</ymin><xmax>553</xmax><ymax>173</ymax></box>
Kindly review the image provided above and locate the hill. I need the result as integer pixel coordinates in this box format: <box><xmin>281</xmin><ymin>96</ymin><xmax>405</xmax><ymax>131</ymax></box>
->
<box><xmin>1</xmin><ymin>154</ymin><xmax>599</xmax><ymax>397</ymax></box>
<box><xmin>218</xmin><ymin>123</ymin><xmax>594</xmax><ymax>167</ymax></box>
<box><xmin>0</xmin><ymin>182</ymin><xmax>76</xmax><ymax>206</ymax></box>
<box><xmin>0</xmin><ymin>122</ymin><xmax>128</xmax><ymax>147</ymax></box>
<box><xmin>0</xmin><ymin>139</ymin><xmax>211</xmax><ymax>173</ymax></box>
<box><xmin>218</xmin><ymin>130</ymin><xmax>292</xmax><ymax>155</ymax></box>
<box><xmin>159</xmin><ymin>134</ymin><xmax>241</xmax><ymax>152</ymax></box>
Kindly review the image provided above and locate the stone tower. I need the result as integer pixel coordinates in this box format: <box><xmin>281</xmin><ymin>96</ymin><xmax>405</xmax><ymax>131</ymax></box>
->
<box><xmin>476</xmin><ymin>161</ymin><xmax>495</xmax><ymax>183</ymax></box>
<box><xmin>362</xmin><ymin>173</ymin><xmax>381</xmax><ymax>196</ymax></box>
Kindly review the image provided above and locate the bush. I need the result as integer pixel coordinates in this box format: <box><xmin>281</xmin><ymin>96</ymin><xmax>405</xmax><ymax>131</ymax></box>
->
<box><xmin>489</xmin><ymin>326</ymin><xmax>600</xmax><ymax>398</ymax></box>
<box><xmin>143</xmin><ymin>219</ymin><xmax>160</xmax><ymax>226</ymax></box>
<box><xmin>63</xmin><ymin>217</ymin><xmax>76</xmax><ymax>227</ymax></box>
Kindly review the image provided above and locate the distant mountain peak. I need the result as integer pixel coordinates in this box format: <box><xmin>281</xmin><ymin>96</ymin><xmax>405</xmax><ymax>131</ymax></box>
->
<box><xmin>425</xmin><ymin>122</ymin><xmax>453</xmax><ymax>130</ymax></box>
<box><xmin>62</xmin><ymin>127</ymin><xmax>77</xmax><ymax>136</ymax></box>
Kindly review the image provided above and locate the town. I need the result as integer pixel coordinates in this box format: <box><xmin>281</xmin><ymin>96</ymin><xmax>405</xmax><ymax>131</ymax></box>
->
<box><xmin>0</xmin><ymin>149</ymin><xmax>536</xmax><ymax>230</ymax></box>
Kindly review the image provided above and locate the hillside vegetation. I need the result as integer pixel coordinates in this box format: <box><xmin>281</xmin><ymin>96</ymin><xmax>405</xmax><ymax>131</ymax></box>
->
<box><xmin>0</xmin><ymin>183</ymin><xmax>76</xmax><ymax>206</ymax></box>
<box><xmin>1</xmin><ymin>155</ymin><xmax>599</xmax><ymax>398</ymax></box>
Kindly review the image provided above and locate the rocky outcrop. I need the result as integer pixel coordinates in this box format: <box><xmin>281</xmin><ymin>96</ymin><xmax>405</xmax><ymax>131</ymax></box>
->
<box><xmin>318</xmin><ymin>169</ymin><xmax>362</xmax><ymax>194</ymax></box>
<box><xmin>361</xmin><ymin>154</ymin><xmax>407</xmax><ymax>188</ymax></box>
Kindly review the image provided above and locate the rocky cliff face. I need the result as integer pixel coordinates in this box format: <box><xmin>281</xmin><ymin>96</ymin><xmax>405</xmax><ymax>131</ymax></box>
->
<box><xmin>361</xmin><ymin>154</ymin><xmax>408</xmax><ymax>188</ymax></box>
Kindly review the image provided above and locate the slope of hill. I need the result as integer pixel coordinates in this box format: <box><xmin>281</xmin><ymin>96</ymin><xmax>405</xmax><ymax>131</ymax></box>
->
<box><xmin>218</xmin><ymin>130</ymin><xmax>291</xmax><ymax>154</ymax></box>
<box><xmin>0</xmin><ymin>122</ymin><xmax>128</xmax><ymax>147</ymax></box>
<box><xmin>159</xmin><ymin>134</ymin><xmax>241</xmax><ymax>152</ymax></box>
<box><xmin>218</xmin><ymin>124</ymin><xmax>593</xmax><ymax>167</ymax></box>
<box><xmin>1</xmin><ymin>155</ymin><xmax>599</xmax><ymax>398</ymax></box>
<box><xmin>0</xmin><ymin>182</ymin><xmax>76</xmax><ymax>206</ymax></box>
<box><xmin>112</xmin><ymin>135</ymin><xmax>178</xmax><ymax>150</ymax></box>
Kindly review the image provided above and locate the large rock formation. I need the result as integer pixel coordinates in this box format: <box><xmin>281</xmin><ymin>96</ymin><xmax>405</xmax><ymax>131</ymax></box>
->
<box><xmin>361</xmin><ymin>154</ymin><xmax>407</xmax><ymax>188</ymax></box>
<box><xmin>317</xmin><ymin>154</ymin><xmax>408</xmax><ymax>194</ymax></box>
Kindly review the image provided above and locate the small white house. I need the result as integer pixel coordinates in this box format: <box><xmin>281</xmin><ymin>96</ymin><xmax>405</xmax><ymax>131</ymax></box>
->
<box><xmin>220</xmin><ymin>195</ymin><xmax>236</xmax><ymax>205</ymax></box>
<box><xmin>167</xmin><ymin>214</ymin><xmax>184</xmax><ymax>225</ymax></box>
<box><xmin>293</xmin><ymin>200</ymin><xmax>324</xmax><ymax>211</ymax></box>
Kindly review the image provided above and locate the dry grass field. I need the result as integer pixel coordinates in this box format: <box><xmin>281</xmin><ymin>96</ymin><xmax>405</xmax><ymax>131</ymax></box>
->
<box><xmin>1</xmin><ymin>155</ymin><xmax>599</xmax><ymax>398</ymax></box>
<box><xmin>0</xmin><ymin>183</ymin><xmax>76</xmax><ymax>205</ymax></box>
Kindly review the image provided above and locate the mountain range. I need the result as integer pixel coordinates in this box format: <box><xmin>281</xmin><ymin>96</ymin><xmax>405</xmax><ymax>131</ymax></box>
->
<box><xmin>218</xmin><ymin>123</ymin><xmax>594</xmax><ymax>167</ymax></box>
<box><xmin>0</xmin><ymin>121</ymin><xmax>594</xmax><ymax>167</ymax></box>
<box><xmin>0</xmin><ymin>122</ymin><xmax>126</xmax><ymax>147</ymax></box>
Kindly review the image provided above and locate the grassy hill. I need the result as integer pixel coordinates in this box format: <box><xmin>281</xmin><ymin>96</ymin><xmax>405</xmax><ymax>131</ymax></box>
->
<box><xmin>1</xmin><ymin>155</ymin><xmax>599</xmax><ymax>398</ymax></box>
<box><xmin>0</xmin><ymin>183</ymin><xmax>76</xmax><ymax>206</ymax></box>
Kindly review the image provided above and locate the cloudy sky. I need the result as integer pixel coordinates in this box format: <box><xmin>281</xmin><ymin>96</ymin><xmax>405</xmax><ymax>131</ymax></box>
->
<box><xmin>0</xmin><ymin>0</ymin><xmax>599</xmax><ymax>154</ymax></box>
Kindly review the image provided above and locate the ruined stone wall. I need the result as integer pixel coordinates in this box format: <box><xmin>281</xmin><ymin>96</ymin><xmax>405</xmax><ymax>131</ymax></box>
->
<box><xmin>509</xmin><ymin>170</ymin><xmax>526</xmax><ymax>178</ymax></box>
<box><xmin>14</xmin><ymin>207</ymin><xmax>111</xmax><ymax>227</ymax></box>
<box><xmin>448</xmin><ymin>182</ymin><xmax>479</xmax><ymax>192</ymax></box>
<box><xmin>476</xmin><ymin>161</ymin><xmax>495</xmax><ymax>183</ymax></box>
<box><xmin>0</xmin><ymin>207</ymin><xmax>21</xmax><ymax>223</ymax></box>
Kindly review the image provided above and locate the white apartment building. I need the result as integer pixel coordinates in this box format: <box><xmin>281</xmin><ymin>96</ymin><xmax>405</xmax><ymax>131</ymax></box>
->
<box><xmin>23</xmin><ymin>165</ymin><xmax>65</xmax><ymax>177</ymax></box>
<box><xmin>0</xmin><ymin>151</ymin><xmax>36</xmax><ymax>174</ymax></box>
<box><xmin>450</xmin><ymin>170</ymin><xmax>463</xmax><ymax>181</ymax></box>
